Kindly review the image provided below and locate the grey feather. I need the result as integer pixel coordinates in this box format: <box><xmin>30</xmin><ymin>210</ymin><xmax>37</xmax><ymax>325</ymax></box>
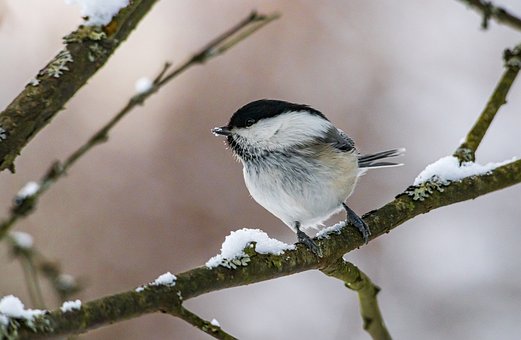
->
<box><xmin>358</xmin><ymin>148</ymin><xmax>405</xmax><ymax>168</ymax></box>
<box><xmin>323</xmin><ymin>128</ymin><xmax>355</xmax><ymax>152</ymax></box>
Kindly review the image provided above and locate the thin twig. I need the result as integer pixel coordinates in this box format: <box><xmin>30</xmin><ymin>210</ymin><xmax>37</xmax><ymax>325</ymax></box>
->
<box><xmin>172</xmin><ymin>305</ymin><xmax>237</xmax><ymax>340</ymax></box>
<box><xmin>7</xmin><ymin>234</ymin><xmax>82</xmax><ymax>305</ymax></box>
<box><xmin>0</xmin><ymin>11</ymin><xmax>280</xmax><ymax>241</ymax></box>
<box><xmin>453</xmin><ymin>44</ymin><xmax>521</xmax><ymax>162</ymax></box>
<box><xmin>458</xmin><ymin>0</ymin><xmax>521</xmax><ymax>31</ymax></box>
<box><xmin>322</xmin><ymin>259</ymin><xmax>391</xmax><ymax>340</ymax></box>
<box><xmin>18</xmin><ymin>252</ymin><xmax>46</xmax><ymax>309</ymax></box>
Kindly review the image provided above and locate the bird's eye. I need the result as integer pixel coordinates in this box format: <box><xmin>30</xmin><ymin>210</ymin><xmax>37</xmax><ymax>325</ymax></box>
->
<box><xmin>245</xmin><ymin>118</ymin><xmax>256</xmax><ymax>127</ymax></box>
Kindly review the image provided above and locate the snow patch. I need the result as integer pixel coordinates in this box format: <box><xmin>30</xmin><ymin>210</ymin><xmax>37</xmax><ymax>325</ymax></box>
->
<box><xmin>10</xmin><ymin>231</ymin><xmax>34</xmax><ymax>249</ymax></box>
<box><xmin>206</xmin><ymin>228</ymin><xmax>295</xmax><ymax>269</ymax></box>
<box><xmin>60</xmin><ymin>300</ymin><xmax>82</xmax><ymax>313</ymax></box>
<box><xmin>134</xmin><ymin>77</ymin><xmax>153</xmax><ymax>94</ymax></box>
<box><xmin>316</xmin><ymin>221</ymin><xmax>346</xmax><ymax>239</ymax></box>
<box><xmin>0</xmin><ymin>295</ymin><xmax>45</xmax><ymax>321</ymax></box>
<box><xmin>0</xmin><ymin>314</ymin><xmax>8</xmax><ymax>326</ymax></box>
<box><xmin>65</xmin><ymin>0</ymin><xmax>130</xmax><ymax>26</ymax></box>
<box><xmin>414</xmin><ymin>156</ymin><xmax>516</xmax><ymax>185</ymax></box>
<box><xmin>151</xmin><ymin>272</ymin><xmax>177</xmax><ymax>286</ymax></box>
<box><xmin>210</xmin><ymin>318</ymin><xmax>220</xmax><ymax>327</ymax></box>
<box><xmin>16</xmin><ymin>181</ymin><xmax>40</xmax><ymax>200</ymax></box>
<box><xmin>136</xmin><ymin>272</ymin><xmax>177</xmax><ymax>292</ymax></box>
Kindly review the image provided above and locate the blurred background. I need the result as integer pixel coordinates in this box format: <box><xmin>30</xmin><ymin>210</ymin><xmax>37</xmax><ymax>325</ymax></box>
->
<box><xmin>1</xmin><ymin>0</ymin><xmax>520</xmax><ymax>339</ymax></box>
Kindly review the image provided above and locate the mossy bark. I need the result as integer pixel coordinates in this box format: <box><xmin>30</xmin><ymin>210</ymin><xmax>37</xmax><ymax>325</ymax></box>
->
<box><xmin>14</xmin><ymin>159</ymin><xmax>521</xmax><ymax>338</ymax></box>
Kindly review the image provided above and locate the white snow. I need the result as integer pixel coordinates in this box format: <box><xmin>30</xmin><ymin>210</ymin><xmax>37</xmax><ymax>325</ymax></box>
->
<box><xmin>206</xmin><ymin>228</ymin><xmax>295</xmax><ymax>269</ymax></box>
<box><xmin>65</xmin><ymin>0</ymin><xmax>130</xmax><ymax>26</ymax></box>
<box><xmin>316</xmin><ymin>221</ymin><xmax>346</xmax><ymax>239</ymax></box>
<box><xmin>57</xmin><ymin>274</ymin><xmax>77</xmax><ymax>288</ymax></box>
<box><xmin>0</xmin><ymin>127</ymin><xmax>6</xmax><ymax>141</ymax></box>
<box><xmin>134</xmin><ymin>77</ymin><xmax>153</xmax><ymax>94</ymax></box>
<box><xmin>60</xmin><ymin>300</ymin><xmax>81</xmax><ymax>313</ymax></box>
<box><xmin>414</xmin><ymin>156</ymin><xmax>517</xmax><ymax>186</ymax></box>
<box><xmin>10</xmin><ymin>231</ymin><xmax>34</xmax><ymax>249</ymax></box>
<box><xmin>0</xmin><ymin>295</ymin><xmax>44</xmax><ymax>320</ymax></box>
<box><xmin>210</xmin><ymin>318</ymin><xmax>220</xmax><ymax>327</ymax></box>
<box><xmin>137</xmin><ymin>272</ymin><xmax>177</xmax><ymax>291</ymax></box>
<box><xmin>0</xmin><ymin>314</ymin><xmax>8</xmax><ymax>326</ymax></box>
<box><xmin>16</xmin><ymin>181</ymin><xmax>40</xmax><ymax>200</ymax></box>
<box><xmin>151</xmin><ymin>272</ymin><xmax>177</xmax><ymax>286</ymax></box>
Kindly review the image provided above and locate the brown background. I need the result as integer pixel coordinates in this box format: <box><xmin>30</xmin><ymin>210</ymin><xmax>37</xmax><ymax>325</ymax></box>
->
<box><xmin>1</xmin><ymin>1</ymin><xmax>520</xmax><ymax>339</ymax></box>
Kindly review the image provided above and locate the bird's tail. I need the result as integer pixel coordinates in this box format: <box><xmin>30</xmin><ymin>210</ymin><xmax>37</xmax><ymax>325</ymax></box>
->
<box><xmin>358</xmin><ymin>148</ymin><xmax>405</xmax><ymax>169</ymax></box>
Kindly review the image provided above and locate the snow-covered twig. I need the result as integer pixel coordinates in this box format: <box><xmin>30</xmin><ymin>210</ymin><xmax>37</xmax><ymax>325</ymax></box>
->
<box><xmin>0</xmin><ymin>10</ymin><xmax>280</xmax><ymax>242</ymax></box>
<box><xmin>0</xmin><ymin>0</ymin><xmax>160</xmax><ymax>173</ymax></box>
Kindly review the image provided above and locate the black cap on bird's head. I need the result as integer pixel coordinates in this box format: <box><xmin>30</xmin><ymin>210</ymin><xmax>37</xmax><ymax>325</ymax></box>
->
<box><xmin>212</xmin><ymin>99</ymin><xmax>327</xmax><ymax>136</ymax></box>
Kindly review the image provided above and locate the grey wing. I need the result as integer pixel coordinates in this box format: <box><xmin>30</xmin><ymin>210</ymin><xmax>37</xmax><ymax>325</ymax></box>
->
<box><xmin>325</xmin><ymin>128</ymin><xmax>356</xmax><ymax>152</ymax></box>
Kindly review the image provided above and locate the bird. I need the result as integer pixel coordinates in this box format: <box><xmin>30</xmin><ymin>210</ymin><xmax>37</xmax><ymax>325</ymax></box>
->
<box><xmin>212</xmin><ymin>99</ymin><xmax>404</xmax><ymax>256</ymax></box>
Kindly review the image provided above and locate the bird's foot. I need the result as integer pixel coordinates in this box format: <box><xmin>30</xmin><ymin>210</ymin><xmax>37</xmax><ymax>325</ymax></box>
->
<box><xmin>296</xmin><ymin>228</ymin><xmax>323</xmax><ymax>257</ymax></box>
<box><xmin>343</xmin><ymin>203</ymin><xmax>371</xmax><ymax>244</ymax></box>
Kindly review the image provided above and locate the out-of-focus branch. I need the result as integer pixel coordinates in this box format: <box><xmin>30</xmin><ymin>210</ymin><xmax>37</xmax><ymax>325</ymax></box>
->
<box><xmin>454</xmin><ymin>44</ymin><xmax>521</xmax><ymax>162</ymax></box>
<box><xmin>322</xmin><ymin>259</ymin><xmax>391</xmax><ymax>340</ymax></box>
<box><xmin>0</xmin><ymin>0</ymin><xmax>160</xmax><ymax>173</ymax></box>
<box><xmin>0</xmin><ymin>11</ymin><xmax>280</xmax><ymax>241</ymax></box>
<box><xmin>10</xmin><ymin>237</ymin><xmax>46</xmax><ymax>309</ymax></box>
<box><xmin>7</xmin><ymin>233</ymin><xmax>82</xmax><ymax>305</ymax></box>
<box><xmin>458</xmin><ymin>0</ymin><xmax>521</xmax><ymax>31</ymax></box>
<box><xmin>11</xmin><ymin>158</ymin><xmax>521</xmax><ymax>338</ymax></box>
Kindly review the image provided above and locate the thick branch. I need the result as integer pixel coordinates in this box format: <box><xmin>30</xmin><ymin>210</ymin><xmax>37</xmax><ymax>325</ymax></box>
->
<box><xmin>458</xmin><ymin>0</ymin><xmax>521</xmax><ymax>31</ymax></box>
<box><xmin>322</xmin><ymin>259</ymin><xmax>391</xmax><ymax>340</ymax></box>
<box><xmin>454</xmin><ymin>44</ymin><xmax>521</xmax><ymax>162</ymax></box>
<box><xmin>13</xmin><ymin>158</ymin><xmax>521</xmax><ymax>338</ymax></box>
<box><xmin>0</xmin><ymin>0</ymin><xmax>159</xmax><ymax>172</ymax></box>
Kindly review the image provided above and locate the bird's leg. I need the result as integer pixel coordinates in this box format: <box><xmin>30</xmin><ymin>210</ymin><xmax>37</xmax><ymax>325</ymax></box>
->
<box><xmin>295</xmin><ymin>221</ymin><xmax>322</xmax><ymax>257</ymax></box>
<box><xmin>342</xmin><ymin>203</ymin><xmax>371</xmax><ymax>244</ymax></box>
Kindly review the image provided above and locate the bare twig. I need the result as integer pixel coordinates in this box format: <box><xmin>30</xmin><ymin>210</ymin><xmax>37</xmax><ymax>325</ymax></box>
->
<box><xmin>0</xmin><ymin>11</ymin><xmax>280</xmax><ymax>241</ymax></box>
<box><xmin>172</xmin><ymin>306</ymin><xmax>237</xmax><ymax>340</ymax></box>
<box><xmin>322</xmin><ymin>259</ymin><xmax>391</xmax><ymax>340</ymax></box>
<box><xmin>454</xmin><ymin>44</ymin><xmax>521</xmax><ymax>162</ymax></box>
<box><xmin>458</xmin><ymin>0</ymin><xmax>521</xmax><ymax>31</ymax></box>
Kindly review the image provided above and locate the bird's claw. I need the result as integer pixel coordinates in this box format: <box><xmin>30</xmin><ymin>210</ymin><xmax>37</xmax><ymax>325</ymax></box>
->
<box><xmin>297</xmin><ymin>229</ymin><xmax>323</xmax><ymax>257</ymax></box>
<box><xmin>343</xmin><ymin>203</ymin><xmax>371</xmax><ymax>244</ymax></box>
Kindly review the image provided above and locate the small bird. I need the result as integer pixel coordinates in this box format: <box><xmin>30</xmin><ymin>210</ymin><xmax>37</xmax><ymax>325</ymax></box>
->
<box><xmin>212</xmin><ymin>99</ymin><xmax>404</xmax><ymax>256</ymax></box>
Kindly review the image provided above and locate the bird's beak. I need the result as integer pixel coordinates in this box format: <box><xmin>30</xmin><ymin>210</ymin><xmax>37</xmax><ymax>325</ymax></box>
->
<box><xmin>211</xmin><ymin>126</ymin><xmax>232</xmax><ymax>136</ymax></box>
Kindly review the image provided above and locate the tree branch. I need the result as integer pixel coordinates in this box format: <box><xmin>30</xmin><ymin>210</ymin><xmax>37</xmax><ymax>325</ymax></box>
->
<box><xmin>322</xmin><ymin>259</ymin><xmax>391</xmax><ymax>340</ymax></box>
<box><xmin>0</xmin><ymin>0</ymin><xmax>160</xmax><ymax>173</ymax></box>
<box><xmin>458</xmin><ymin>0</ymin><xmax>521</xmax><ymax>31</ymax></box>
<box><xmin>10</xmin><ymin>157</ymin><xmax>521</xmax><ymax>338</ymax></box>
<box><xmin>454</xmin><ymin>44</ymin><xmax>521</xmax><ymax>162</ymax></box>
<box><xmin>0</xmin><ymin>11</ymin><xmax>280</xmax><ymax>241</ymax></box>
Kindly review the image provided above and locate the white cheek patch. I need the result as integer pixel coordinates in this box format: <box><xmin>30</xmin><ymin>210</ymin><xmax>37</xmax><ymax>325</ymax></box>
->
<box><xmin>235</xmin><ymin>111</ymin><xmax>332</xmax><ymax>149</ymax></box>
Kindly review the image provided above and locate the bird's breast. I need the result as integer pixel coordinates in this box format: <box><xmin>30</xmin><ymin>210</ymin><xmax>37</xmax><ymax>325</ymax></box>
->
<box><xmin>242</xmin><ymin>148</ymin><xmax>359</xmax><ymax>229</ymax></box>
